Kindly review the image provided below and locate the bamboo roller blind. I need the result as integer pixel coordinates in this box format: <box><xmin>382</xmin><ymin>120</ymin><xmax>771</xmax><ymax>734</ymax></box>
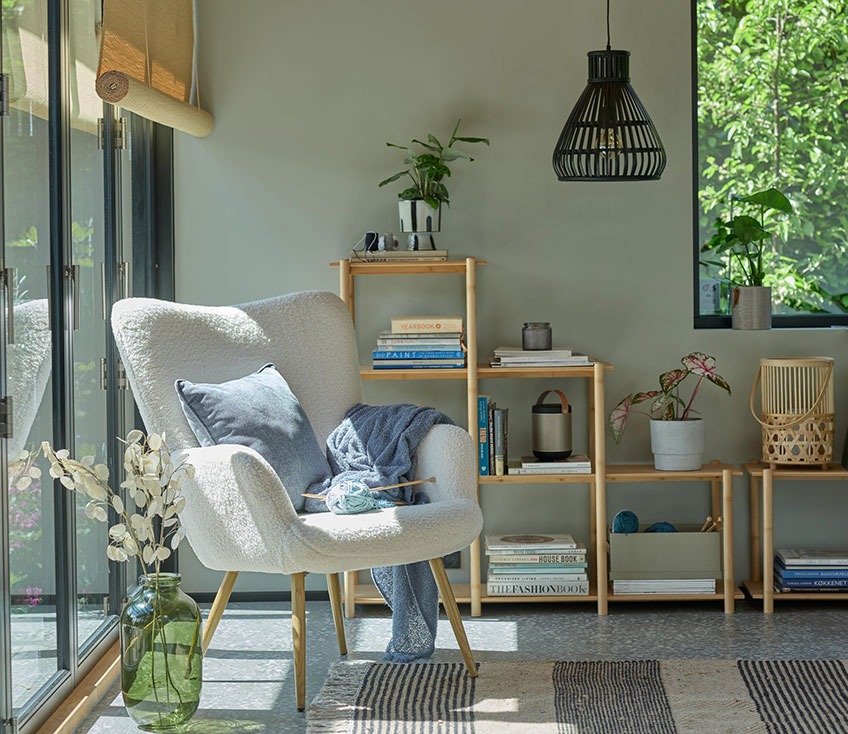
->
<box><xmin>96</xmin><ymin>0</ymin><xmax>213</xmax><ymax>137</ymax></box>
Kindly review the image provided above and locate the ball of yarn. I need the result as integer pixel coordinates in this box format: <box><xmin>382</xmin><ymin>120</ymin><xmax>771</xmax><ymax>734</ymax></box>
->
<box><xmin>645</xmin><ymin>521</ymin><xmax>676</xmax><ymax>533</ymax></box>
<box><xmin>326</xmin><ymin>480</ymin><xmax>379</xmax><ymax>515</ymax></box>
<box><xmin>612</xmin><ymin>509</ymin><xmax>639</xmax><ymax>534</ymax></box>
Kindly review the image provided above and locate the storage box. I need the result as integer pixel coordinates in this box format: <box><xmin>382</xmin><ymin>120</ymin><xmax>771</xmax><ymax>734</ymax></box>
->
<box><xmin>608</xmin><ymin>524</ymin><xmax>722</xmax><ymax>580</ymax></box>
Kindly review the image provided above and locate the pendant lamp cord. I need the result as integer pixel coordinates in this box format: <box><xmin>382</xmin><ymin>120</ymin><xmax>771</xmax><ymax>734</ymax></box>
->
<box><xmin>606</xmin><ymin>0</ymin><xmax>611</xmax><ymax>50</ymax></box>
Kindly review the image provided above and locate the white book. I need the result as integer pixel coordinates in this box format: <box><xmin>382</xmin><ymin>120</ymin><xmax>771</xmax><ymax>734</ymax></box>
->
<box><xmin>507</xmin><ymin>464</ymin><xmax>592</xmax><ymax>475</ymax></box>
<box><xmin>494</xmin><ymin>346</ymin><xmax>574</xmax><ymax>357</ymax></box>
<box><xmin>777</xmin><ymin>548</ymin><xmax>848</xmax><ymax>566</ymax></box>
<box><xmin>487</xmin><ymin>580</ymin><xmax>589</xmax><ymax>596</ymax></box>
<box><xmin>485</xmin><ymin>533</ymin><xmax>579</xmax><ymax>552</ymax></box>
<box><xmin>487</xmin><ymin>573</ymin><xmax>588</xmax><ymax>583</ymax></box>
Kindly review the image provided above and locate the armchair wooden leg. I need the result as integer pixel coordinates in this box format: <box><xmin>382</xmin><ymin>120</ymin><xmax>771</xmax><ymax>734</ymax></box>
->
<box><xmin>428</xmin><ymin>558</ymin><xmax>477</xmax><ymax>678</ymax></box>
<box><xmin>202</xmin><ymin>571</ymin><xmax>238</xmax><ymax>654</ymax></box>
<box><xmin>326</xmin><ymin>573</ymin><xmax>347</xmax><ymax>655</ymax></box>
<box><xmin>291</xmin><ymin>572</ymin><xmax>307</xmax><ymax>710</ymax></box>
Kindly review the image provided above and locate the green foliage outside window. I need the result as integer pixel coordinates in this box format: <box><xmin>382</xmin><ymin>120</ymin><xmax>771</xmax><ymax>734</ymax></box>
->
<box><xmin>697</xmin><ymin>0</ymin><xmax>848</xmax><ymax>316</ymax></box>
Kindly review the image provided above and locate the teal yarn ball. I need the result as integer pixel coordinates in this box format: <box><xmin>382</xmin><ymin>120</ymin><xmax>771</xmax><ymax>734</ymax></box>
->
<box><xmin>612</xmin><ymin>510</ymin><xmax>639</xmax><ymax>534</ymax></box>
<box><xmin>645</xmin><ymin>521</ymin><xmax>676</xmax><ymax>533</ymax></box>
<box><xmin>326</xmin><ymin>480</ymin><xmax>379</xmax><ymax>514</ymax></box>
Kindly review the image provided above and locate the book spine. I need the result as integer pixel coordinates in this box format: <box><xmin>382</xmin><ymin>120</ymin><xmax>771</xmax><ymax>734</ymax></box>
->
<box><xmin>488</xmin><ymin>574</ymin><xmax>587</xmax><ymax>583</ymax></box>
<box><xmin>493</xmin><ymin>408</ymin><xmax>505</xmax><ymax>476</ymax></box>
<box><xmin>775</xmin><ymin>566</ymin><xmax>848</xmax><ymax>579</ymax></box>
<box><xmin>775</xmin><ymin>577</ymin><xmax>848</xmax><ymax>588</ymax></box>
<box><xmin>487</xmin><ymin>554</ymin><xmax>587</xmax><ymax>564</ymax></box>
<box><xmin>777</xmin><ymin>555</ymin><xmax>848</xmax><ymax>566</ymax></box>
<box><xmin>486</xmin><ymin>581</ymin><xmax>589</xmax><ymax>596</ymax></box>
<box><xmin>509</xmin><ymin>467</ymin><xmax>591</xmax><ymax>475</ymax></box>
<box><xmin>372</xmin><ymin>362</ymin><xmax>465</xmax><ymax>369</ymax></box>
<box><xmin>487</xmin><ymin>401</ymin><xmax>495</xmax><ymax>475</ymax></box>
<box><xmin>477</xmin><ymin>395</ymin><xmax>489</xmax><ymax>476</ymax></box>
<box><xmin>377</xmin><ymin>339</ymin><xmax>463</xmax><ymax>347</ymax></box>
<box><xmin>372</xmin><ymin>350</ymin><xmax>465</xmax><ymax>359</ymax></box>
<box><xmin>390</xmin><ymin>317</ymin><xmax>463</xmax><ymax>333</ymax></box>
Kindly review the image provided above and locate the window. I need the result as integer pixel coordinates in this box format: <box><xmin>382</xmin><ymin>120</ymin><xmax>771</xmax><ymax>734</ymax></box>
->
<box><xmin>693</xmin><ymin>0</ymin><xmax>848</xmax><ymax>327</ymax></box>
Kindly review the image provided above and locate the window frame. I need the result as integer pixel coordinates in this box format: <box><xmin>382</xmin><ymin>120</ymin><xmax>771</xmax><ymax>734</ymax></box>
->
<box><xmin>690</xmin><ymin>0</ymin><xmax>848</xmax><ymax>330</ymax></box>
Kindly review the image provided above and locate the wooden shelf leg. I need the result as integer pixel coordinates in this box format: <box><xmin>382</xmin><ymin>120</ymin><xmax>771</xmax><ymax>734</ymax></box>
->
<box><xmin>593</xmin><ymin>362</ymin><xmax>608</xmax><ymax>616</ymax></box>
<box><xmin>721</xmin><ymin>468</ymin><xmax>735</xmax><ymax>613</ymax></box>
<box><xmin>469</xmin><ymin>535</ymin><xmax>482</xmax><ymax>617</ymax></box>
<box><xmin>343</xmin><ymin>570</ymin><xmax>357</xmax><ymax>619</ymax></box>
<box><xmin>763</xmin><ymin>469</ymin><xmax>774</xmax><ymax>613</ymax></box>
<box><xmin>750</xmin><ymin>474</ymin><xmax>761</xmax><ymax>583</ymax></box>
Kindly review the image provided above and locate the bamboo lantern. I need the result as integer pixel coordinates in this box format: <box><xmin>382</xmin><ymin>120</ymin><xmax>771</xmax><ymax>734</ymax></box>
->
<box><xmin>750</xmin><ymin>357</ymin><xmax>835</xmax><ymax>468</ymax></box>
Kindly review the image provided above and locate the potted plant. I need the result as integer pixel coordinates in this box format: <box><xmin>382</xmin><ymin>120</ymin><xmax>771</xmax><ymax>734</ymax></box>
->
<box><xmin>20</xmin><ymin>431</ymin><xmax>202</xmax><ymax>731</ymax></box>
<box><xmin>700</xmin><ymin>187</ymin><xmax>793</xmax><ymax>329</ymax></box>
<box><xmin>609</xmin><ymin>352</ymin><xmax>731</xmax><ymax>471</ymax></box>
<box><xmin>378</xmin><ymin>118</ymin><xmax>489</xmax><ymax>250</ymax></box>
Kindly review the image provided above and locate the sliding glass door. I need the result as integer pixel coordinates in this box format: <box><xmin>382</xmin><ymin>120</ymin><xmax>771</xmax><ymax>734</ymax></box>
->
<box><xmin>2</xmin><ymin>0</ymin><xmax>61</xmax><ymax>718</ymax></box>
<box><xmin>0</xmin><ymin>1</ymin><xmax>165</xmax><ymax>730</ymax></box>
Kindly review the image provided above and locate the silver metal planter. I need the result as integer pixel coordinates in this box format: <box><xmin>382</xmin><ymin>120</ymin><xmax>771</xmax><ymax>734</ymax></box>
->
<box><xmin>731</xmin><ymin>286</ymin><xmax>772</xmax><ymax>330</ymax></box>
<box><xmin>649</xmin><ymin>418</ymin><xmax>704</xmax><ymax>471</ymax></box>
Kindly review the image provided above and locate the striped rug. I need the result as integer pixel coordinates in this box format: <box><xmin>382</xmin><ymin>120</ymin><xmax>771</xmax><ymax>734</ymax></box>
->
<box><xmin>306</xmin><ymin>659</ymin><xmax>848</xmax><ymax>733</ymax></box>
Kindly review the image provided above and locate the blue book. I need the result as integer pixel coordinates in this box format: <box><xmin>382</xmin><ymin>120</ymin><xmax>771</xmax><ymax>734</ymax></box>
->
<box><xmin>371</xmin><ymin>349</ymin><xmax>465</xmax><ymax>359</ymax></box>
<box><xmin>372</xmin><ymin>361</ymin><xmax>465</xmax><ymax>369</ymax></box>
<box><xmin>775</xmin><ymin>576</ymin><xmax>848</xmax><ymax>588</ymax></box>
<box><xmin>775</xmin><ymin>561</ymin><xmax>848</xmax><ymax>579</ymax></box>
<box><xmin>477</xmin><ymin>395</ymin><xmax>491</xmax><ymax>476</ymax></box>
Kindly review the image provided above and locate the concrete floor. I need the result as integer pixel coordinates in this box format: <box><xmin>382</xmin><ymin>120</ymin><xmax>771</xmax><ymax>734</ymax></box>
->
<box><xmin>74</xmin><ymin>597</ymin><xmax>848</xmax><ymax>733</ymax></box>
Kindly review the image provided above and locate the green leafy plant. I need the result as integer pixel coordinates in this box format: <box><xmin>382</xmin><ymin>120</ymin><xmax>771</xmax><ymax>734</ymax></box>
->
<box><xmin>609</xmin><ymin>352</ymin><xmax>731</xmax><ymax>443</ymax></box>
<box><xmin>378</xmin><ymin>118</ymin><xmax>489</xmax><ymax>210</ymax></box>
<box><xmin>700</xmin><ymin>188</ymin><xmax>793</xmax><ymax>287</ymax></box>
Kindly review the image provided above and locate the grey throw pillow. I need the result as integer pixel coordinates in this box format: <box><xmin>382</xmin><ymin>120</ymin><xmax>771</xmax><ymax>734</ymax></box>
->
<box><xmin>175</xmin><ymin>363</ymin><xmax>330</xmax><ymax>512</ymax></box>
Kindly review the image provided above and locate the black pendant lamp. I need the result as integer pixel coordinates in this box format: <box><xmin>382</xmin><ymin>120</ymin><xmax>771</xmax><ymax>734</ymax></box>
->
<box><xmin>552</xmin><ymin>0</ymin><xmax>666</xmax><ymax>181</ymax></box>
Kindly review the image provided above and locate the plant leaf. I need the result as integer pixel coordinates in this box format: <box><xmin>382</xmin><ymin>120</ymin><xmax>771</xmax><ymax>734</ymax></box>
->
<box><xmin>739</xmin><ymin>187</ymin><xmax>793</xmax><ymax>214</ymax></box>
<box><xmin>660</xmin><ymin>368</ymin><xmax>689</xmax><ymax>393</ymax></box>
<box><xmin>452</xmin><ymin>136</ymin><xmax>490</xmax><ymax>145</ymax></box>
<box><xmin>681</xmin><ymin>352</ymin><xmax>732</xmax><ymax>394</ymax></box>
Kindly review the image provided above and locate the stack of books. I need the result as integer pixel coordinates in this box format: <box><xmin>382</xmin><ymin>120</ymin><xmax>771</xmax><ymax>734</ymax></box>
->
<box><xmin>485</xmin><ymin>533</ymin><xmax>589</xmax><ymax>596</ymax></box>
<box><xmin>353</xmin><ymin>248</ymin><xmax>449</xmax><ymax>263</ymax></box>
<box><xmin>372</xmin><ymin>316</ymin><xmax>466</xmax><ymax>370</ymax></box>
<box><xmin>507</xmin><ymin>454</ymin><xmax>592</xmax><ymax>475</ymax></box>
<box><xmin>612</xmin><ymin>578</ymin><xmax>716</xmax><ymax>595</ymax></box>
<box><xmin>774</xmin><ymin>548</ymin><xmax>848</xmax><ymax>592</ymax></box>
<box><xmin>490</xmin><ymin>346</ymin><xmax>591</xmax><ymax>368</ymax></box>
<box><xmin>476</xmin><ymin>395</ymin><xmax>508</xmax><ymax>475</ymax></box>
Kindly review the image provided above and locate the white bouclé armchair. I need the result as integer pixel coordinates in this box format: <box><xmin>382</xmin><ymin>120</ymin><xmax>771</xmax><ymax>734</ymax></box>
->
<box><xmin>110</xmin><ymin>290</ymin><xmax>483</xmax><ymax>709</ymax></box>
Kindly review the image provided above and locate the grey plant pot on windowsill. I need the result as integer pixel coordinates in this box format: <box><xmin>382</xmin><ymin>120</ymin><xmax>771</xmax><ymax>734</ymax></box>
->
<box><xmin>731</xmin><ymin>285</ymin><xmax>771</xmax><ymax>330</ymax></box>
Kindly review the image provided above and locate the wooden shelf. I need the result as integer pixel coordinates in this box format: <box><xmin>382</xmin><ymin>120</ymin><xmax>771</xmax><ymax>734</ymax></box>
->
<box><xmin>360</xmin><ymin>367</ymin><xmax>469</xmax><ymax>381</ymax></box>
<box><xmin>479</xmin><ymin>473</ymin><xmax>595</xmax><ymax>484</ymax></box>
<box><xmin>745</xmin><ymin>464</ymin><xmax>848</xmax><ymax>613</ymax></box>
<box><xmin>478</xmin><ymin>362</ymin><xmax>613</xmax><ymax>379</ymax></box>
<box><xmin>607</xmin><ymin>462</ymin><xmax>741</xmax><ymax>482</ymax></box>
<box><xmin>331</xmin><ymin>258</ymin><xmax>486</xmax><ymax>275</ymax></box>
<box><xmin>608</xmin><ymin>587</ymin><xmax>745</xmax><ymax>603</ymax></box>
<box><xmin>743</xmin><ymin>461</ymin><xmax>848</xmax><ymax>478</ymax></box>
<box><xmin>743</xmin><ymin>579</ymin><xmax>848</xmax><ymax>601</ymax></box>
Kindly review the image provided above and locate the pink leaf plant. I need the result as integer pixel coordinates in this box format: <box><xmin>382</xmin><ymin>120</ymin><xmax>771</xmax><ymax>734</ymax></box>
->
<box><xmin>609</xmin><ymin>352</ymin><xmax>731</xmax><ymax>443</ymax></box>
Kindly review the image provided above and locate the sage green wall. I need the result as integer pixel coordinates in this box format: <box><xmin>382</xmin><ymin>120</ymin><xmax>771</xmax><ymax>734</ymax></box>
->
<box><xmin>173</xmin><ymin>0</ymin><xmax>848</xmax><ymax>596</ymax></box>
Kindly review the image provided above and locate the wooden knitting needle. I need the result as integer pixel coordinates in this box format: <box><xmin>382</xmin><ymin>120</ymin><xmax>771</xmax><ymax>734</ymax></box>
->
<box><xmin>704</xmin><ymin>516</ymin><xmax>723</xmax><ymax>533</ymax></box>
<box><xmin>699</xmin><ymin>516</ymin><xmax>712</xmax><ymax>532</ymax></box>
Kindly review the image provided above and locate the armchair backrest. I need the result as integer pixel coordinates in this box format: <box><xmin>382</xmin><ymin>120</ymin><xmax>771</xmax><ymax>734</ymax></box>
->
<box><xmin>110</xmin><ymin>291</ymin><xmax>363</xmax><ymax>449</ymax></box>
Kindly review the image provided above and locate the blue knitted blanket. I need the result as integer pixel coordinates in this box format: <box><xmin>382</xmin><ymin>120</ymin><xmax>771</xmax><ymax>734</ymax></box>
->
<box><xmin>305</xmin><ymin>402</ymin><xmax>454</xmax><ymax>662</ymax></box>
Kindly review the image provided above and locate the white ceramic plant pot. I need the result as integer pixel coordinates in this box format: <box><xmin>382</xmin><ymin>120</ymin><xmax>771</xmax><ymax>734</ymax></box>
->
<box><xmin>398</xmin><ymin>199</ymin><xmax>441</xmax><ymax>243</ymax></box>
<box><xmin>731</xmin><ymin>286</ymin><xmax>771</xmax><ymax>330</ymax></box>
<box><xmin>649</xmin><ymin>418</ymin><xmax>704</xmax><ymax>471</ymax></box>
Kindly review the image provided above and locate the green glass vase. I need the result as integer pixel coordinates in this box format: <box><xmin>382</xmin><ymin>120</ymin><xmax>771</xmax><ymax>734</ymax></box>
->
<box><xmin>120</xmin><ymin>573</ymin><xmax>203</xmax><ymax>731</ymax></box>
